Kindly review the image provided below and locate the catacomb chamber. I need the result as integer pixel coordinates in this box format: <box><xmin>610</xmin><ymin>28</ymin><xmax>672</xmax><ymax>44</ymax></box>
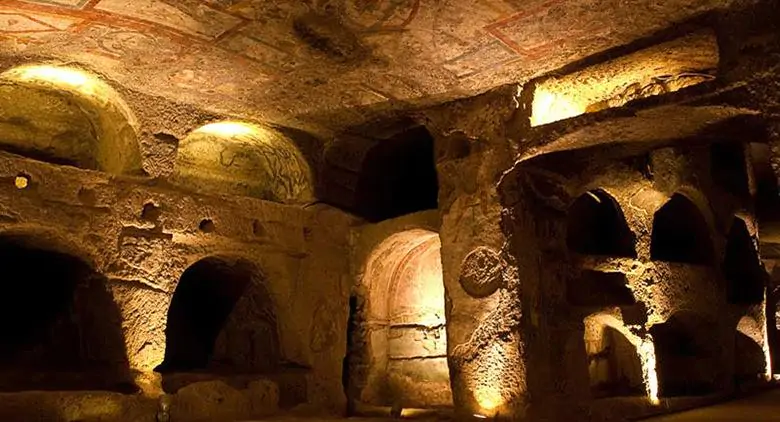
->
<box><xmin>346</xmin><ymin>228</ymin><xmax>451</xmax><ymax>412</ymax></box>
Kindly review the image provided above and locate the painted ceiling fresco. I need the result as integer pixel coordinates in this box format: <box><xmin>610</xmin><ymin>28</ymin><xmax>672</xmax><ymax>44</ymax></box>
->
<box><xmin>0</xmin><ymin>0</ymin><xmax>739</xmax><ymax>134</ymax></box>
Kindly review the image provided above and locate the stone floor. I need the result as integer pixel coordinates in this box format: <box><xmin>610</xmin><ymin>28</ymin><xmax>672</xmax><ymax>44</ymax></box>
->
<box><xmin>643</xmin><ymin>389</ymin><xmax>780</xmax><ymax>421</ymax></box>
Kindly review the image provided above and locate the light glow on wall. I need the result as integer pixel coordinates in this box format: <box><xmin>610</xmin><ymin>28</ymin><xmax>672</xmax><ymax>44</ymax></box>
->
<box><xmin>530</xmin><ymin>89</ymin><xmax>586</xmax><ymax>126</ymax></box>
<box><xmin>638</xmin><ymin>338</ymin><xmax>660</xmax><ymax>405</ymax></box>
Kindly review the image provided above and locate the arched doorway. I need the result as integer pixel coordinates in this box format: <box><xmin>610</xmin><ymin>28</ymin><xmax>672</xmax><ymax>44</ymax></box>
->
<box><xmin>566</xmin><ymin>190</ymin><xmax>636</xmax><ymax>257</ymax></box>
<box><xmin>157</xmin><ymin>257</ymin><xmax>279</xmax><ymax>378</ymax></box>
<box><xmin>651</xmin><ymin>313</ymin><xmax>721</xmax><ymax>397</ymax></box>
<box><xmin>583</xmin><ymin>314</ymin><xmax>644</xmax><ymax>398</ymax></box>
<box><xmin>0</xmin><ymin>235</ymin><xmax>130</xmax><ymax>392</ymax></box>
<box><xmin>651</xmin><ymin>194</ymin><xmax>714</xmax><ymax>264</ymax></box>
<box><xmin>346</xmin><ymin>229</ymin><xmax>450</xmax><ymax>412</ymax></box>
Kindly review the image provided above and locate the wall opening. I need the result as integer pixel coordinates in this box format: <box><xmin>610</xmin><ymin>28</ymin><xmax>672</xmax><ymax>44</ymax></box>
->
<box><xmin>711</xmin><ymin>142</ymin><xmax>750</xmax><ymax>198</ymax></box>
<box><xmin>0</xmin><ymin>236</ymin><xmax>131</xmax><ymax>392</ymax></box>
<box><xmin>347</xmin><ymin>229</ymin><xmax>451</xmax><ymax>411</ymax></box>
<box><xmin>355</xmin><ymin>127</ymin><xmax>439</xmax><ymax>222</ymax></box>
<box><xmin>566</xmin><ymin>190</ymin><xmax>636</xmax><ymax>257</ymax></box>
<box><xmin>583</xmin><ymin>314</ymin><xmax>644</xmax><ymax>398</ymax></box>
<box><xmin>734</xmin><ymin>317</ymin><xmax>767</xmax><ymax>385</ymax></box>
<box><xmin>0</xmin><ymin>65</ymin><xmax>142</xmax><ymax>174</ymax></box>
<box><xmin>173</xmin><ymin>121</ymin><xmax>314</xmax><ymax>204</ymax></box>
<box><xmin>157</xmin><ymin>257</ymin><xmax>279</xmax><ymax>379</ymax></box>
<box><xmin>724</xmin><ymin>218</ymin><xmax>765</xmax><ymax>304</ymax></box>
<box><xmin>650</xmin><ymin>313</ymin><xmax>720</xmax><ymax>397</ymax></box>
<box><xmin>650</xmin><ymin>194</ymin><xmax>714</xmax><ymax>264</ymax></box>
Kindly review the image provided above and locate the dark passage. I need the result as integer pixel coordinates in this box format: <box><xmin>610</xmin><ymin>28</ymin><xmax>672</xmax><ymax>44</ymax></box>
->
<box><xmin>566</xmin><ymin>189</ymin><xmax>636</xmax><ymax>257</ymax></box>
<box><xmin>724</xmin><ymin>218</ymin><xmax>765</xmax><ymax>305</ymax></box>
<box><xmin>651</xmin><ymin>194</ymin><xmax>714</xmax><ymax>265</ymax></box>
<box><xmin>0</xmin><ymin>236</ymin><xmax>131</xmax><ymax>392</ymax></box>
<box><xmin>158</xmin><ymin>257</ymin><xmax>279</xmax><ymax>374</ymax></box>
<box><xmin>355</xmin><ymin>126</ymin><xmax>439</xmax><ymax>222</ymax></box>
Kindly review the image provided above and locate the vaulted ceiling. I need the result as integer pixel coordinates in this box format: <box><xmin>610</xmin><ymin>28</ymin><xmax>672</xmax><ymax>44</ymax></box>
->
<box><xmin>0</xmin><ymin>0</ymin><xmax>740</xmax><ymax>135</ymax></box>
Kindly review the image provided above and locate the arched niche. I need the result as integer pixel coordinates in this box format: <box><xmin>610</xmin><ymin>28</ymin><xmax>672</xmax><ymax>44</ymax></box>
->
<box><xmin>173</xmin><ymin>121</ymin><xmax>314</xmax><ymax>204</ymax></box>
<box><xmin>734</xmin><ymin>316</ymin><xmax>767</xmax><ymax>384</ymax></box>
<box><xmin>650</xmin><ymin>193</ymin><xmax>714</xmax><ymax>265</ymax></box>
<box><xmin>354</xmin><ymin>126</ymin><xmax>439</xmax><ymax>222</ymax></box>
<box><xmin>724</xmin><ymin>217</ymin><xmax>765</xmax><ymax>305</ymax></box>
<box><xmin>346</xmin><ymin>229</ymin><xmax>451</xmax><ymax>410</ymax></box>
<box><xmin>157</xmin><ymin>257</ymin><xmax>279</xmax><ymax>380</ymax></box>
<box><xmin>582</xmin><ymin>313</ymin><xmax>644</xmax><ymax>398</ymax></box>
<box><xmin>566</xmin><ymin>190</ymin><xmax>636</xmax><ymax>257</ymax></box>
<box><xmin>0</xmin><ymin>235</ymin><xmax>132</xmax><ymax>392</ymax></box>
<box><xmin>0</xmin><ymin>64</ymin><xmax>143</xmax><ymax>174</ymax></box>
<box><xmin>710</xmin><ymin>142</ymin><xmax>750</xmax><ymax>198</ymax></box>
<box><xmin>650</xmin><ymin>313</ymin><xmax>720</xmax><ymax>397</ymax></box>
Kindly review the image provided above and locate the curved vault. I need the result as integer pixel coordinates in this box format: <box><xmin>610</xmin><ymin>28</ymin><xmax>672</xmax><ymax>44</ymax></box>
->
<box><xmin>173</xmin><ymin>121</ymin><xmax>314</xmax><ymax>203</ymax></box>
<box><xmin>350</xmin><ymin>229</ymin><xmax>451</xmax><ymax>409</ymax></box>
<box><xmin>0</xmin><ymin>64</ymin><xmax>143</xmax><ymax>174</ymax></box>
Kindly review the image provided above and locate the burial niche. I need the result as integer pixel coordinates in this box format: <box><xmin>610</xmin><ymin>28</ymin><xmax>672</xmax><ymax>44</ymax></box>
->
<box><xmin>583</xmin><ymin>314</ymin><xmax>644</xmax><ymax>398</ymax></box>
<box><xmin>650</xmin><ymin>194</ymin><xmax>714</xmax><ymax>264</ymax></box>
<box><xmin>346</xmin><ymin>229</ymin><xmax>451</xmax><ymax>411</ymax></box>
<box><xmin>157</xmin><ymin>257</ymin><xmax>279</xmax><ymax>375</ymax></box>
<box><xmin>354</xmin><ymin>126</ymin><xmax>439</xmax><ymax>222</ymax></box>
<box><xmin>0</xmin><ymin>236</ymin><xmax>130</xmax><ymax>392</ymax></box>
<box><xmin>724</xmin><ymin>218</ymin><xmax>764</xmax><ymax>305</ymax></box>
<box><xmin>0</xmin><ymin>65</ymin><xmax>142</xmax><ymax>174</ymax></box>
<box><xmin>566</xmin><ymin>190</ymin><xmax>636</xmax><ymax>257</ymax></box>
<box><xmin>650</xmin><ymin>313</ymin><xmax>720</xmax><ymax>397</ymax></box>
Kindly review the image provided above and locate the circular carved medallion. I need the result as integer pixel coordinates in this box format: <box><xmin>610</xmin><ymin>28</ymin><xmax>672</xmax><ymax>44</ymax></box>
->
<box><xmin>459</xmin><ymin>246</ymin><xmax>504</xmax><ymax>298</ymax></box>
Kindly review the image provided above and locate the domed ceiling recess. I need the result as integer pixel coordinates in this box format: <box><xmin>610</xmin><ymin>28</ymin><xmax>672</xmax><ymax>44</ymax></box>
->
<box><xmin>0</xmin><ymin>0</ymin><xmax>737</xmax><ymax>135</ymax></box>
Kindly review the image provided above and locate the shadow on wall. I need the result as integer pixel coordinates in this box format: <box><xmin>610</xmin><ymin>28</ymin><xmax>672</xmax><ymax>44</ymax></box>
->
<box><xmin>650</xmin><ymin>194</ymin><xmax>714</xmax><ymax>265</ymax></box>
<box><xmin>724</xmin><ymin>217</ymin><xmax>765</xmax><ymax>305</ymax></box>
<box><xmin>0</xmin><ymin>235</ymin><xmax>134</xmax><ymax>393</ymax></box>
<box><xmin>156</xmin><ymin>257</ymin><xmax>280</xmax><ymax>393</ymax></box>
<box><xmin>650</xmin><ymin>312</ymin><xmax>721</xmax><ymax>397</ymax></box>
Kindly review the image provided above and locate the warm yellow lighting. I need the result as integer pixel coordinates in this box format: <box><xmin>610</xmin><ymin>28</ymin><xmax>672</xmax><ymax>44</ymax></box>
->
<box><xmin>763</xmin><ymin>290</ymin><xmax>773</xmax><ymax>380</ymax></box>
<box><xmin>474</xmin><ymin>414</ymin><xmax>488</xmax><ymax>419</ymax></box>
<box><xmin>473</xmin><ymin>343</ymin><xmax>509</xmax><ymax>415</ymax></box>
<box><xmin>639</xmin><ymin>339</ymin><xmax>660</xmax><ymax>405</ymax></box>
<box><xmin>14</xmin><ymin>175</ymin><xmax>28</xmax><ymax>189</ymax></box>
<box><xmin>530</xmin><ymin>89</ymin><xmax>586</xmax><ymax>126</ymax></box>
<box><xmin>194</xmin><ymin>121</ymin><xmax>260</xmax><ymax>138</ymax></box>
<box><xmin>4</xmin><ymin>65</ymin><xmax>100</xmax><ymax>98</ymax></box>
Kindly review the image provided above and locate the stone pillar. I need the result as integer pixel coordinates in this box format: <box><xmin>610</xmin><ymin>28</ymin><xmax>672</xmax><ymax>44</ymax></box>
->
<box><xmin>424</xmin><ymin>85</ymin><xmax>529</xmax><ymax>418</ymax></box>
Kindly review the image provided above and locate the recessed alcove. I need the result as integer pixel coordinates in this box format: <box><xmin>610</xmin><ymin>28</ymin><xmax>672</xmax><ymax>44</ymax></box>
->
<box><xmin>724</xmin><ymin>218</ymin><xmax>765</xmax><ymax>305</ymax></box>
<box><xmin>567</xmin><ymin>270</ymin><xmax>635</xmax><ymax>307</ymax></box>
<box><xmin>583</xmin><ymin>314</ymin><xmax>645</xmax><ymax>398</ymax></box>
<box><xmin>346</xmin><ymin>229</ymin><xmax>450</xmax><ymax>411</ymax></box>
<box><xmin>650</xmin><ymin>313</ymin><xmax>720</xmax><ymax>397</ymax></box>
<box><xmin>157</xmin><ymin>257</ymin><xmax>279</xmax><ymax>378</ymax></box>
<box><xmin>566</xmin><ymin>190</ymin><xmax>636</xmax><ymax>257</ymax></box>
<box><xmin>0</xmin><ymin>236</ymin><xmax>131</xmax><ymax>392</ymax></box>
<box><xmin>650</xmin><ymin>194</ymin><xmax>714</xmax><ymax>265</ymax></box>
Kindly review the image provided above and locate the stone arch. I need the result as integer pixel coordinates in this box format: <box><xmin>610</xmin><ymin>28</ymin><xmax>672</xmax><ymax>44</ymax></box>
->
<box><xmin>566</xmin><ymin>189</ymin><xmax>636</xmax><ymax>257</ymax></box>
<box><xmin>347</xmin><ymin>229</ymin><xmax>451</xmax><ymax>410</ymax></box>
<box><xmin>650</xmin><ymin>193</ymin><xmax>715</xmax><ymax>265</ymax></box>
<box><xmin>734</xmin><ymin>316</ymin><xmax>767</xmax><ymax>384</ymax></box>
<box><xmin>582</xmin><ymin>313</ymin><xmax>645</xmax><ymax>398</ymax></box>
<box><xmin>0</xmin><ymin>64</ymin><xmax>143</xmax><ymax>174</ymax></box>
<box><xmin>724</xmin><ymin>217</ymin><xmax>765</xmax><ymax>304</ymax></box>
<box><xmin>173</xmin><ymin>121</ymin><xmax>314</xmax><ymax>203</ymax></box>
<box><xmin>157</xmin><ymin>256</ymin><xmax>279</xmax><ymax>380</ymax></box>
<box><xmin>650</xmin><ymin>312</ymin><xmax>721</xmax><ymax>397</ymax></box>
<box><xmin>0</xmin><ymin>233</ymin><xmax>132</xmax><ymax>392</ymax></box>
